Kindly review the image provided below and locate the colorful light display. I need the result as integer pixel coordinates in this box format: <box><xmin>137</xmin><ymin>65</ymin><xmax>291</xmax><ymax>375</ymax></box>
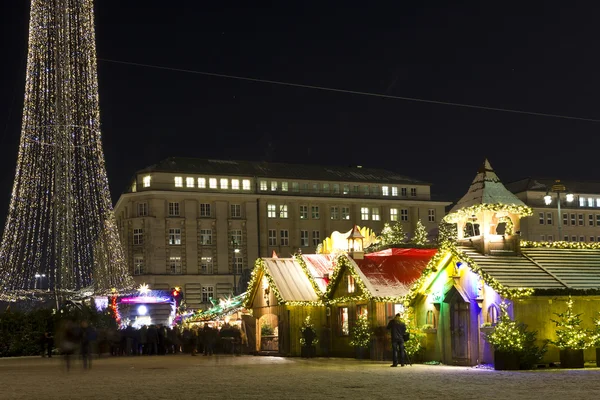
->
<box><xmin>0</xmin><ymin>0</ymin><xmax>133</xmax><ymax>299</ymax></box>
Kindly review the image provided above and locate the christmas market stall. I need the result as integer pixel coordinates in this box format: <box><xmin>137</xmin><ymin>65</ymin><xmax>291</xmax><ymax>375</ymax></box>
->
<box><xmin>408</xmin><ymin>160</ymin><xmax>600</xmax><ymax>368</ymax></box>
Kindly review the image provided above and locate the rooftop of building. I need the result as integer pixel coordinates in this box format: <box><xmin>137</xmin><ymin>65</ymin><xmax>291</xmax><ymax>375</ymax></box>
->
<box><xmin>506</xmin><ymin>178</ymin><xmax>600</xmax><ymax>195</ymax></box>
<box><xmin>137</xmin><ymin>157</ymin><xmax>429</xmax><ymax>185</ymax></box>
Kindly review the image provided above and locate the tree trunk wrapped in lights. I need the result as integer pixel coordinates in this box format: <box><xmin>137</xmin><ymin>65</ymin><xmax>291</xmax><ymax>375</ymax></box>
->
<box><xmin>0</xmin><ymin>0</ymin><xmax>133</xmax><ymax>300</ymax></box>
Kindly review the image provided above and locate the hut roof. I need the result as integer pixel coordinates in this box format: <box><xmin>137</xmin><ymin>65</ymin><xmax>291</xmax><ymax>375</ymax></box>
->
<box><xmin>301</xmin><ymin>254</ymin><xmax>335</xmax><ymax>292</ymax></box>
<box><xmin>261</xmin><ymin>258</ymin><xmax>320</xmax><ymax>302</ymax></box>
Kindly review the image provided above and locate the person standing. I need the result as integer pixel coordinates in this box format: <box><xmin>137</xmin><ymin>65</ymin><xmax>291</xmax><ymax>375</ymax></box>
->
<box><xmin>386</xmin><ymin>313</ymin><xmax>407</xmax><ymax>367</ymax></box>
<box><xmin>44</xmin><ymin>330</ymin><xmax>54</xmax><ymax>358</ymax></box>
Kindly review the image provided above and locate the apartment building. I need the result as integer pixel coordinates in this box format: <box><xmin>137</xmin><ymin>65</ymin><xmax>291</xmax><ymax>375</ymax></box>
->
<box><xmin>114</xmin><ymin>157</ymin><xmax>450</xmax><ymax>310</ymax></box>
<box><xmin>506</xmin><ymin>178</ymin><xmax>600</xmax><ymax>242</ymax></box>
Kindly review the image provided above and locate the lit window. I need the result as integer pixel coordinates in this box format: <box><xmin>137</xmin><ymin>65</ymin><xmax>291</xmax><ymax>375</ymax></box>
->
<box><xmin>357</xmin><ymin>305</ymin><xmax>367</xmax><ymax>317</ymax></box>
<box><xmin>134</xmin><ymin>256</ymin><xmax>144</xmax><ymax>275</ymax></box>
<box><xmin>200</xmin><ymin>257</ymin><xmax>213</xmax><ymax>274</ymax></box>
<box><xmin>300</xmin><ymin>205</ymin><xmax>308</xmax><ymax>219</ymax></box>
<box><xmin>487</xmin><ymin>305</ymin><xmax>499</xmax><ymax>325</ymax></box>
<box><xmin>282</xmin><ymin>182</ymin><xmax>288</xmax><ymax>192</ymax></box>
<box><xmin>260</xmin><ymin>180</ymin><xmax>267</xmax><ymax>191</ymax></box>
<box><xmin>579</xmin><ymin>197</ymin><xmax>585</xmax><ymax>207</ymax></box>
<box><xmin>292</xmin><ymin>182</ymin><xmax>299</xmax><ymax>192</ymax></box>
<box><xmin>347</xmin><ymin>275</ymin><xmax>355</xmax><ymax>293</ymax></box>
<box><xmin>271</xmin><ymin>181</ymin><xmax>278</xmax><ymax>191</ymax></box>
<box><xmin>169</xmin><ymin>228</ymin><xmax>181</xmax><ymax>245</ymax></box>
<box><xmin>198</xmin><ymin>177</ymin><xmax>206</xmax><ymax>188</ymax></box>
<box><xmin>230</xmin><ymin>204</ymin><xmax>241</xmax><ymax>218</ymax></box>
<box><xmin>312</xmin><ymin>230</ymin><xmax>320</xmax><ymax>246</ymax></box>
<box><xmin>268</xmin><ymin>230</ymin><xmax>277</xmax><ymax>246</ymax></box>
<box><xmin>343</xmin><ymin>185</ymin><xmax>350</xmax><ymax>195</ymax></box>
<box><xmin>231</xmin><ymin>179</ymin><xmax>240</xmax><ymax>190</ymax></box>
<box><xmin>311</xmin><ymin>206</ymin><xmax>320</xmax><ymax>219</ymax></box>
<box><xmin>361</xmin><ymin>207</ymin><xmax>369</xmax><ymax>220</ymax></box>
<box><xmin>401</xmin><ymin>209</ymin><xmax>409</xmax><ymax>222</ymax></box>
<box><xmin>143</xmin><ymin>175</ymin><xmax>151</xmax><ymax>188</ymax></box>
<box><xmin>300</xmin><ymin>230</ymin><xmax>309</xmax><ymax>247</ymax></box>
<box><xmin>280</xmin><ymin>230</ymin><xmax>289</xmax><ymax>246</ymax></box>
<box><xmin>340</xmin><ymin>307</ymin><xmax>349</xmax><ymax>336</ymax></box>
<box><xmin>200</xmin><ymin>203</ymin><xmax>211</xmax><ymax>217</ymax></box>
<box><xmin>242</xmin><ymin>179</ymin><xmax>251</xmax><ymax>190</ymax></box>
<box><xmin>169</xmin><ymin>256</ymin><xmax>182</xmax><ymax>274</ymax></box>
<box><xmin>589</xmin><ymin>198</ymin><xmax>594</xmax><ymax>207</ymax></box>
<box><xmin>391</xmin><ymin>187</ymin><xmax>398</xmax><ymax>196</ymax></box>
<box><xmin>267</xmin><ymin>204</ymin><xmax>277</xmax><ymax>218</ymax></box>
<box><xmin>186</xmin><ymin>177</ymin><xmax>194</xmax><ymax>188</ymax></box>
<box><xmin>174</xmin><ymin>176</ymin><xmax>183</xmax><ymax>187</ymax></box>
<box><xmin>231</xmin><ymin>230</ymin><xmax>242</xmax><ymax>247</ymax></box>
<box><xmin>597</xmin><ymin>198</ymin><xmax>600</xmax><ymax>208</ymax></box>
<box><xmin>382</xmin><ymin>186</ymin><xmax>389</xmax><ymax>196</ymax></box>
<box><xmin>202</xmin><ymin>285</ymin><xmax>214</xmax><ymax>303</ymax></box>
<box><xmin>133</xmin><ymin>229</ymin><xmax>143</xmax><ymax>245</ymax></box>
<box><xmin>200</xmin><ymin>229</ymin><xmax>212</xmax><ymax>245</ymax></box>
<box><xmin>279</xmin><ymin>205</ymin><xmax>288</xmax><ymax>218</ymax></box>
<box><xmin>220</xmin><ymin>178</ymin><xmax>228</xmax><ymax>189</ymax></box>
<box><xmin>330</xmin><ymin>206</ymin><xmax>339</xmax><ymax>220</ymax></box>
<box><xmin>390</xmin><ymin>208</ymin><xmax>398</xmax><ymax>221</ymax></box>
<box><xmin>209</xmin><ymin>178</ymin><xmax>217</xmax><ymax>189</ymax></box>
<box><xmin>371</xmin><ymin>207</ymin><xmax>380</xmax><ymax>221</ymax></box>
<box><xmin>333</xmin><ymin>184</ymin><xmax>340</xmax><ymax>194</ymax></box>
<box><xmin>341</xmin><ymin>207</ymin><xmax>350</xmax><ymax>220</ymax></box>
<box><xmin>168</xmin><ymin>202</ymin><xmax>180</xmax><ymax>216</ymax></box>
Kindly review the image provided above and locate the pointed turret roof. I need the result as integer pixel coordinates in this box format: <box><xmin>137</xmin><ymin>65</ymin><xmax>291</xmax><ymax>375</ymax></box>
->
<box><xmin>348</xmin><ymin>225</ymin><xmax>365</xmax><ymax>239</ymax></box>
<box><xmin>447</xmin><ymin>159</ymin><xmax>529</xmax><ymax>217</ymax></box>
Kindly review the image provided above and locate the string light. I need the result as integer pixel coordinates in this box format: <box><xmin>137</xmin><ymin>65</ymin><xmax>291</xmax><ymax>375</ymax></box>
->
<box><xmin>444</xmin><ymin>203</ymin><xmax>533</xmax><ymax>223</ymax></box>
<box><xmin>0</xmin><ymin>0</ymin><xmax>133</xmax><ymax>300</ymax></box>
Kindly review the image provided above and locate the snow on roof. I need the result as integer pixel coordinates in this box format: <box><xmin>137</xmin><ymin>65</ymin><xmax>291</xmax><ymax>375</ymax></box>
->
<box><xmin>262</xmin><ymin>258</ymin><xmax>320</xmax><ymax>302</ymax></box>
<box><xmin>449</xmin><ymin>159</ymin><xmax>527</xmax><ymax>214</ymax></box>
<box><xmin>349</xmin><ymin>248</ymin><xmax>438</xmax><ymax>298</ymax></box>
<box><xmin>301</xmin><ymin>254</ymin><xmax>335</xmax><ymax>292</ymax></box>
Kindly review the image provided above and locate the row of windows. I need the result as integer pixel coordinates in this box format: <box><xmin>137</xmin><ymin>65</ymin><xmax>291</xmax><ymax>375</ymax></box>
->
<box><xmin>132</xmin><ymin>228</ymin><xmax>243</xmax><ymax>246</ymax></box>
<box><xmin>259</xmin><ymin>180</ymin><xmax>420</xmax><ymax>198</ymax></box>
<box><xmin>268</xmin><ymin>229</ymin><xmax>321</xmax><ymax>247</ymax></box>
<box><xmin>578</xmin><ymin>197</ymin><xmax>600</xmax><ymax>208</ymax></box>
<box><xmin>539</xmin><ymin>234</ymin><xmax>600</xmax><ymax>243</ymax></box>
<box><xmin>539</xmin><ymin>212</ymin><xmax>600</xmax><ymax>227</ymax></box>
<box><xmin>137</xmin><ymin>202</ymin><xmax>242</xmax><ymax>218</ymax></box>
<box><xmin>267</xmin><ymin>204</ymin><xmax>435</xmax><ymax>222</ymax></box>
<box><xmin>134</xmin><ymin>255</ymin><xmax>245</xmax><ymax>276</ymax></box>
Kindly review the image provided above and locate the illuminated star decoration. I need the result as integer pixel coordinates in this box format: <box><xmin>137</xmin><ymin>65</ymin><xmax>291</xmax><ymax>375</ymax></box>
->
<box><xmin>138</xmin><ymin>283</ymin><xmax>150</xmax><ymax>295</ymax></box>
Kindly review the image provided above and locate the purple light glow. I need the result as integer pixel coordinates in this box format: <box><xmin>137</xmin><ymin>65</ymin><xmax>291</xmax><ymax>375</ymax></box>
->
<box><xmin>119</xmin><ymin>296</ymin><xmax>171</xmax><ymax>304</ymax></box>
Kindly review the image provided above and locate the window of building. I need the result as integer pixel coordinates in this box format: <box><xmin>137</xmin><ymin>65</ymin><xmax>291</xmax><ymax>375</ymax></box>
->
<box><xmin>231</xmin><ymin>204</ymin><xmax>241</xmax><ymax>218</ymax></box>
<box><xmin>347</xmin><ymin>275</ymin><xmax>355</xmax><ymax>293</ymax></box>
<box><xmin>371</xmin><ymin>207</ymin><xmax>380</xmax><ymax>221</ymax></box>
<box><xmin>202</xmin><ymin>285</ymin><xmax>214</xmax><ymax>303</ymax></box>
<box><xmin>271</xmin><ymin>181</ymin><xmax>278</xmax><ymax>191</ymax></box>
<box><xmin>292</xmin><ymin>182</ymin><xmax>299</xmax><ymax>192</ymax></box>
<box><xmin>572</xmin><ymin>235</ymin><xmax>577</xmax><ymax>242</ymax></box>
<box><xmin>323</xmin><ymin>183</ymin><xmax>330</xmax><ymax>193</ymax></box>
<box><xmin>302</xmin><ymin>183</ymin><xmax>309</xmax><ymax>193</ymax></box>
<box><xmin>174</xmin><ymin>176</ymin><xmax>183</xmax><ymax>187</ymax></box>
<box><xmin>578</xmin><ymin>214</ymin><xmax>584</xmax><ymax>226</ymax></box>
<box><xmin>169</xmin><ymin>256</ymin><xmax>182</xmax><ymax>274</ymax></box>
<box><xmin>231</xmin><ymin>179</ymin><xmax>240</xmax><ymax>190</ymax></box>
<box><xmin>597</xmin><ymin>215</ymin><xmax>600</xmax><ymax>226</ymax></box>
<box><xmin>539</xmin><ymin>212</ymin><xmax>545</xmax><ymax>225</ymax></box>
<box><xmin>340</xmin><ymin>307</ymin><xmax>349</xmax><ymax>336</ymax></box>
<box><xmin>343</xmin><ymin>185</ymin><xmax>350</xmax><ymax>195</ymax></box>
<box><xmin>391</xmin><ymin>187</ymin><xmax>398</xmax><ymax>196</ymax></box>
<box><xmin>580</xmin><ymin>236</ymin><xmax>585</xmax><ymax>242</ymax></box>
<box><xmin>564</xmin><ymin>235</ymin><xmax>569</xmax><ymax>241</ymax></box>
<box><xmin>333</xmin><ymin>184</ymin><xmax>340</xmax><ymax>194</ymax></box>
<box><xmin>401</xmin><ymin>209</ymin><xmax>409</xmax><ymax>222</ymax></box>
<box><xmin>360</xmin><ymin>207</ymin><xmax>369</xmax><ymax>220</ymax></box>
<box><xmin>300</xmin><ymin>230</ymin><xmax>309</xmax><ymax>247</ymax></box>
<box><xmin>137</xmin><ymin>202</ymin><xmax>147</xmax><ymax>217</ymax></box>
<box><xmin>563</xmin><ymin>213</ymin><xmax>568</xmax><ymax>226</ymax></box>
<box><xmin>268</xmin><ymin>230</ymin><xmax>277</xmax><ymax>246</ymax></box>
<box><xmin>282</xmin><ymin>182</ymin><xmax>288</xmax><ymax>192</ymax></box>
<box><xmin>280</xmin><ymin>230</ymin><xmax>289</xmax><ymax>246</ymax></box>
<box><xmin>357</xmin><ymin>305</ymin><xmax>367</xmax><ymax>317</ymax></box>
<box><xmin>233</xmin><ymin>256</ymin><xmax>243</xmax><ymax>275</ymax></box>
<box><xmin>390</xmin><ymin>208</ymin><xmax>398</xmax><ymax>221</ymax></box>
<box><xmin>590</xmin><ymin>214</ymin><xmax>595</xmax><ymax>226</ymax></box>
<box><xmin>311</xmin><ymin>206</ymin><xmax>320</xmax><ymax>219</ymax></box>
<box><xmin>428</xmin><ymin>209</ymin><xmax>436</xmax><ymax>223</ymax></box>
<box><xmin>362</xmin><ymin>185</ymin><xmax>369</xmax><ymax>195</ymax></box>
<box><xmin>169</xmin><ymin>228</ymin><xmax>181</xmax><ymax>245</ymax></box>
<box><xmin>487</xmin><ymin>304</ymin><xmax>500</xmax><ymax>325</ymax></box>
<box><xmin>546</xmin><ymin>213</ymin><xmax>552</xmax><ymax>225</ymax></box>
<box><xmin>588</xmin><ymin>197</ymin><xmax>594</xmax><ymax>207</ymax></box>
<box><xmin>591</xmin><ymin>236</ymin><xmax>596</xmax><ymax>242</ymax></box>
<box><xmin>330</xmin><ymin>206</ymin><xmax>339</xmax><ymax>220</ymax></box>
<box><xmin>279</xmin><ymin>205</ymin><xmax>288</xmax><ymax>219</ymax></box>
<box><xmin>200</xmin><ymin>257</ymin><xmax>213</xmax><ymax>274</ymax></box>
<box><xmin>231</xmin><ymin>230</ymin><xmax>243</xmax><ymax>247</ymax></box>
<box><xmin>312</xmin><ymin>230</ymin><xmax>320</xmax><ymax>246</ymax></box>
<box><xmin>133</xmin><ymin>228</ymin><xmax>143</xmax><ymax>245</ymax></box>
<box><xmin>425</xmin><ymin>310</ymin><xmax>436</xmax><ymax>328</ymax></box>
<box><xmin>597</xmin><ymin>198</ymin><xmax>600</xmax><ymax>208</ymax></box>
<box><xmin>143</xmin><ymin>175</ymin><xmax>151</xmax><ymax>188</ymax></box>
<box><xmin>300</xmin><ymin>205</ymin><xmax>308</xmax><ymax>219</ymax></box>
<box><xmin>372</xmin><ymin>186</ymin><xmax>379</xmax><ymax>196</ymax></box>
<box><xmin>540</xmin><ymin>234</ymin><xmax>546</xmax><ymax>242</ymax></box>
<box><xmin>242</xmin><ymin>179</ymin><xmax>251</xmax><ymax>190</ymax></box>
<box><xmin>198</xmin><ymin>177</ymin><xmax>206</xmax><ymax>188</ymax></box>
<box><xmin>168</xmin><ymin>202</ymin><xmax>180</xmax><ymax>216</ymax></box>
<box><xmin>134</xmin><ymin>256</ymin><xmax>144</xmax><ymax>275</ymax></box>
<box><xmin>382</xmin><ymin>186</ymin><xmax>389</xmax><ymax>196</ymax></box>
<box><xmin>401</xmin><ymin>187</ymin><xmax>407</xmax><ymax>197</ymax></box>
<box><xmin>342</xmin><ymin>207</ymin><xmax>350</xmax><ymax>220</ymax></box>
<box><xmin>200</xmin><ymin>203</ymin><xmax>211</xmax><ymax>217</ymax></box>
<box><xmin>579</xmin><ymin>197</ymin><xmax>586</xmax><ymax>207</ymax></box>
<box><xmin>209</xmin><ymin>178</ymin><xmax>217</xmax><ymax>189</ymax></box>
<box><xmin>186</xmin><ymin>177</ymin><xmax>194</xmax><ymax>188</ymax></box>
<box><xmin>267</xmin><ymin>204</ymin><xmax>277</xmax><ymax>218</ymax></box>
<box><xmin>547</xmin><ymin>235</ymin><xmax>553</xmax><ymax>242</ymax></box>
<box><xmin>220</xmin><ymin>178</ymin><xmax>228</xmax><ymax>189</ymax></box>
<box><xmin>200</xmin><ymin>229</ymin><xmax>212</xmax><ymax>245</ymax></box>
<box><xmin>259</xmin><ymin>180</ymin><xmax>267</xmax><ymax>191</ymax></box>
<box><xmin>410</xmin><ymin>188</ymin><xmax>417</xmax><ymax>197</ymax></box>
<box><xmin>570</xmin><ymin>214</ymin><xmax>576</xmax><ymax>226</ymax></box>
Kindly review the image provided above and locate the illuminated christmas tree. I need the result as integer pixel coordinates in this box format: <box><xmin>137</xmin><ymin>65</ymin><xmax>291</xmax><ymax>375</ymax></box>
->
<box><xmin>0</xmin><ymin>0</ymin><xmax>133</xmax><ymax>300</ymax></box>
<box><xmin>379</xmin><ymin>222</ymin><xmax>406</xmax><ymax>246</ymax></box>
<box><xmin>410</xmin><ymin>220</ymin><xmax>429</xmax><ymax>246</ymax></box>
<box><xmin>350</xmin><ymin>313</ymin><xmax>372</xmax><ymax>348</ymax></box>
<box><xmin>551</xmin><ymin>296</ymin><xmax>590</xmax><ymax>350</ymax></box>
<box><xmin>485</xmin><ymin>302</ymin><xmax>526</xmax><ymax>353</ymax></box>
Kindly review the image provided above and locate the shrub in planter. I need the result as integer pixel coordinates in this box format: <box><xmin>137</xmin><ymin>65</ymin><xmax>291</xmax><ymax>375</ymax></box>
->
<box><xmin>350</xmin><ymin>314</ymin><xmax>372</xmax><ymax>359</ymax></box>
<box><xmin>300</xmin><ymin>315</ymin><xmax>318</xmax><ymax>358</ymax></box>
<box><xmin>550</xmin><ymin>296</ymin><xmax>590</xmax><ymax>369</ymax></box>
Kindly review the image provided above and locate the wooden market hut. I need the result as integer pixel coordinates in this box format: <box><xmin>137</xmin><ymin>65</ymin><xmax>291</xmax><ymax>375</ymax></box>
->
<box><xmin>325</xmin><ymin>249</ymin><xmax>437</xmax><ymax>360</ymax></box>
<box><xmin>245</xmin><ymin>255</ymin><xmax>331</xmax><ymax>356</ymax></box>
<box><xmin>410</xmin><ymin>159</ymin><xmax>600</xmax><ymax>366</ymax></box>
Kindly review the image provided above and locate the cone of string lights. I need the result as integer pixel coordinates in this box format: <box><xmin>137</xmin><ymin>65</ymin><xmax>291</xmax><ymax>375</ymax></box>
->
<box><xmin>0</xmin><ymin>0</ymin><xmax>134</xmax><ymax>302</ymax></box>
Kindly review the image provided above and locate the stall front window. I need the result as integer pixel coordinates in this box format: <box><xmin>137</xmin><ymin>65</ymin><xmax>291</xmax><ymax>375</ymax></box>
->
<box><xmin>425</xmin><ymin>310</ymin><xmax>436</xmax><ymax>328</ymax></box>
<box><xmin>347</xmin><ymin>275</ymin><xmax>355</xmax><ymax>293</ymax></box>
<box><xmin>487</xmin><ymin>304</ymin><xmax>500</xmax><ymax>325</ymax></box>
<box><xmin>357</xmin><ymin>305</ymin><xmax>367</xmax><ymax>317</ymax></box>
<box><xmin>340</xmin><ymin>307</ymin><xmax>349</xmax><ymax>336</ymax></box>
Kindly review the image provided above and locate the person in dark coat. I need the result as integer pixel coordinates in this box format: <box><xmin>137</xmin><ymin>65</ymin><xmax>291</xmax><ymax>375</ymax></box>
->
<box><xmin>147</xmin><ymin>325</ymin><xmax>159</xmax><ymax>355</ymax></box>
<box><xmin>386</xmin><ymin>313</ymin><xmax>407</xmax><ymax>367</ymax></box>
<box><xmin>203</xmin><ymin>324</ymin><xmax>216</xmax><ymax>356</ymax></box>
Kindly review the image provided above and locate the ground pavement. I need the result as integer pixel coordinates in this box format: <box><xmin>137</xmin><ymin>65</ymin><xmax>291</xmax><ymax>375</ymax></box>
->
<box><xmin>1</xmin><ymin>354</ymin><xmax>600</xmax><ymax>399</ymax></box>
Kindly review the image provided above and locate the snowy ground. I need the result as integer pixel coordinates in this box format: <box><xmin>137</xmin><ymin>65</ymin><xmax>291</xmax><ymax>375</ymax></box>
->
<box><xmin>1</xmin><ymin>355</ymin><xmax>600</xmax><ymax>400</ymax></box>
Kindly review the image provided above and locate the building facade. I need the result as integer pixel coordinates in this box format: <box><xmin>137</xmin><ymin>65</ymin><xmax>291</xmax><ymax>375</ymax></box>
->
<box><xmin>114</xmin><ymin>157</ymin><xmax>450</xmax><ymax>310</ymax></box>
<box><xmin>506</xmin><ymin>178</ymin><xmax>600</xmax><ymax>243</ymax></box>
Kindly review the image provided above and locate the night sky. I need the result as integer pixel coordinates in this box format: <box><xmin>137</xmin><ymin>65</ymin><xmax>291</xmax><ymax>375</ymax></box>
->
<box><xmin>1</xmin><ymin>2</ymin><xmax>599</xmax><ymax>229</ymax></box>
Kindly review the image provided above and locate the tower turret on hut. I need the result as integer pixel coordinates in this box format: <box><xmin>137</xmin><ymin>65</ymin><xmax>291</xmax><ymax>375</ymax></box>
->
<box><xmin>443</xmin><ymin>159</ymin><xmax>532</xmax><ymax>255</ymax></box>
<box><xmin>347</xmin><ymin>225</ymin><xmax>365</xmax><ymax>259</ymax></box>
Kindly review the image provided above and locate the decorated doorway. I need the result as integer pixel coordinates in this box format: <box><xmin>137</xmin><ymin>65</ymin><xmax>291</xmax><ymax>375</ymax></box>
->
<box><xmin>445</xmin><ymin>287</ymin><xmax>471</xmax><ymax>365</ymax></box>
<box><xmin>259</xmin><ymin>313</ymin><xmax>279</xmax><ymax>353</ymax></box>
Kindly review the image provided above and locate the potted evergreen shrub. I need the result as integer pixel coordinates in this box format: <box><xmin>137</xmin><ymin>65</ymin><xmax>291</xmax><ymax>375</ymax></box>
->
<box><xmin>551</xmin><ymin>296</ymin><xmax>590</xmax><ymax>369</ymax></box>
<box><xmin>300</xmin><ymin>315</ymin><xmax>318</xmax><ymax>358</ymax></box>
<box><xmin>591</xmin><ymin>312</ymin><xmax>600</xmax><ymax>367</ymax></box>
<box><xmin>350</xmin><ymin>314</ymin><xmax>372</xmax><ymax>359</ymax></box>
